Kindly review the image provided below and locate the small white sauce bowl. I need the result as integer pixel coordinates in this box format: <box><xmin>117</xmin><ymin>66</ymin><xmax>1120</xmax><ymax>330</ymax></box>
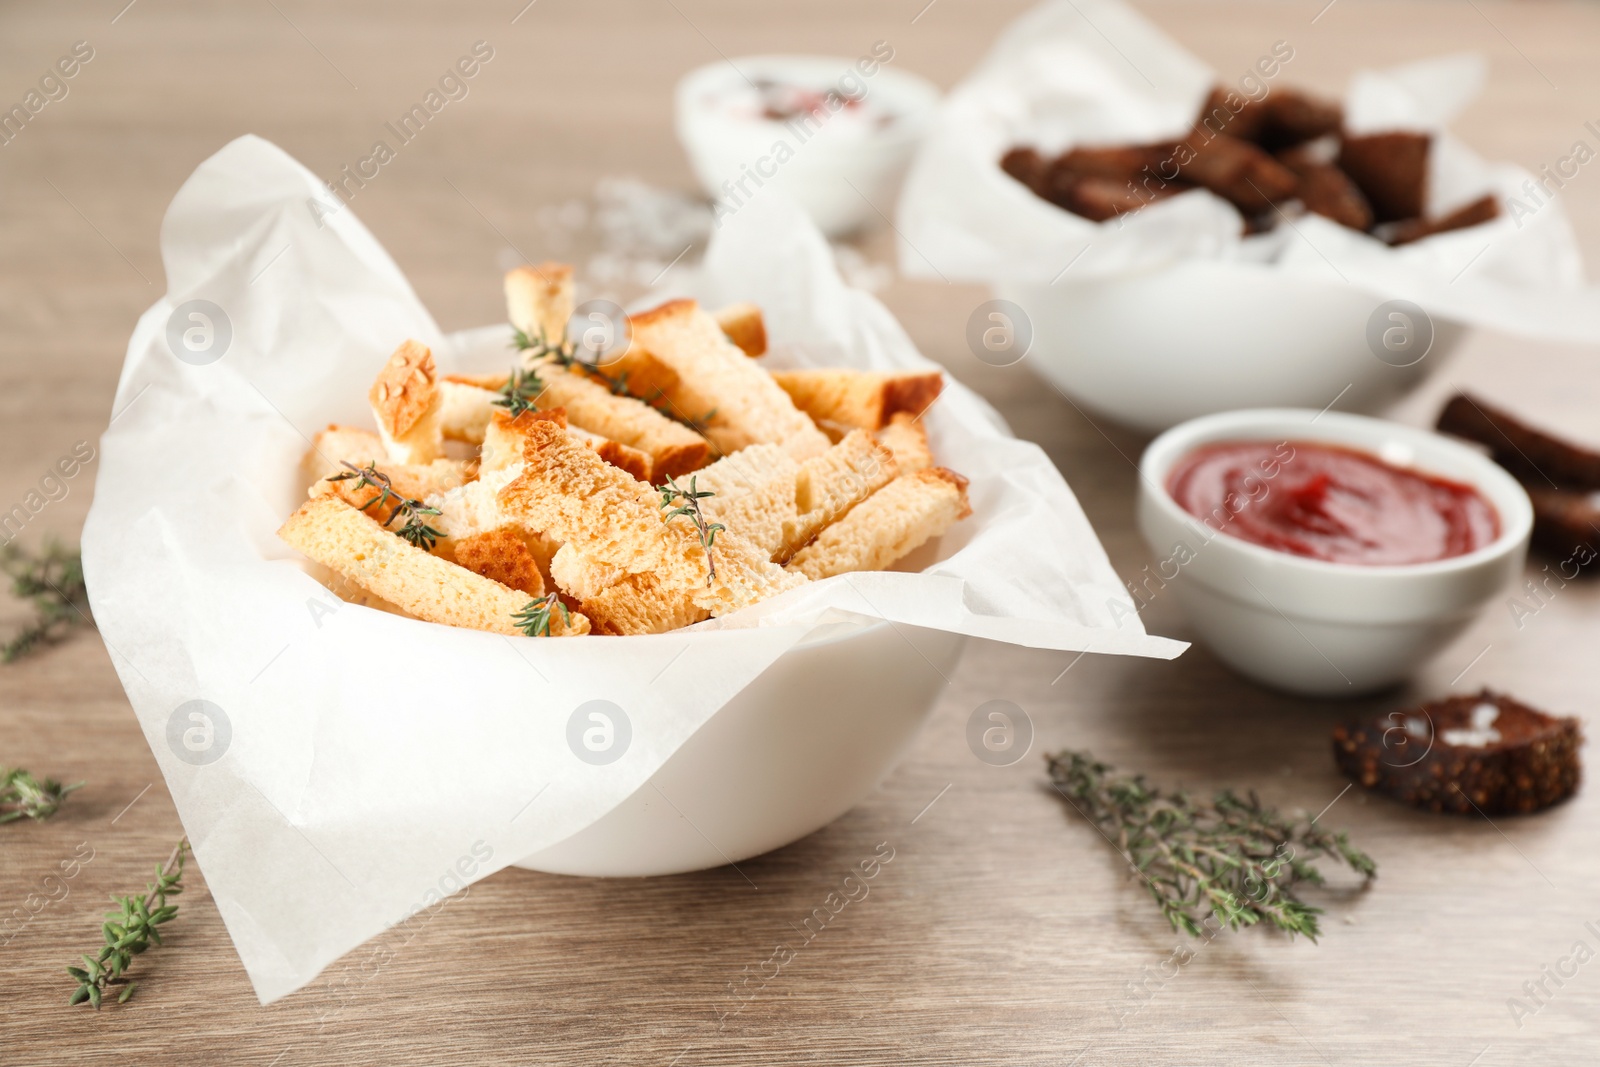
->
<box><xmin>676</xmin><ymin>54</ymin><xmax>940</xmax><ymax>237</ymax></box>
<box><xmin>1137</xmin><ymin>409</ymin><xmax>1532</xmax><ymax>698</ymax></box>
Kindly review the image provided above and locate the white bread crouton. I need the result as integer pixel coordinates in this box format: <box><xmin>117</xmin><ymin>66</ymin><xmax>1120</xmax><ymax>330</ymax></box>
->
<box><xmin>278</xmin><ymin>496</ymin><xmax>588</xmax><ymax>636</ymax></box>
<box><xmin>563</xmin><ymin>534</ymin><xmax>805</xmax><ymax>635</ymax></box>
<box><xmin>479</xmin><ymin>406</ymin><xmax>650</xmax><ymax>482</ymax></box>
<box><xmin>498</xmin><ymin>419</ymin><xmax>672</xmax><ymax>576</ymax></box>
<box><xmin>568</xmin><ymin>426</ymin><xmax>654</xmax><ymax>483</ymax></box>
<box><xmin>314</xmin><ymin>564</ymin><xmax>414</xmax><ymax>619</ymax></box>
<box><xmin>443</xmin><ymin>372</ymin><xmax>509</xmax><ymax>390</ymax></box>
<box><xmin>527</xmin><ymin>361</ymin><xmax>711</xmax><ymax>479</ymax></box>
<box><xmin>786</xmin><ymin>467</ymin><xmax>971</xmax><ymax>581</ymax></box>
<box><xmin>580</xmin><ymin>573</ymin><xmax>711</xmax><ymax>636</ymax></box>
<box><xmin>628</xmin><ymin>299</ymin><xmax>830</xmax><ymax>461</ymax></box>
<box><xmin>769</xmin><ymin>368</ymin><xmax>944</xmax><ymax>431</ymax></box>
<box><xmin>813</xmin><ymin>418</ymin><xmax>853</xmax><ymax>444</ymax></box>
<box><xmin>482</xmin><ymin>408</ymin><xmax>567</xmax><ymax>475</ymax></box>
<box><xmin>506</xmin><ymin>421</ymin><xmax>805</xmax><ymax>626</ymax></box>
<box><xmin>689</xmin><ymin>444</ymin><xmax>800</xmax><ymax>558</ymax></box>
<box><xmin>549</xmin><ymin>543</ymin><xmax>624</xmax><ymax>603</ymax></box>
<box><xmin>875</xmin><ymin>412</ymin><xmax>934</xmax><ymax>474</ymax></box>
<box><xmin>426</xmin><ymin>465</ymin><xmax>522</xmax><ymax>542</ymax></box>
<box><xmin>452</xmin><ymin>526</ymin><xmax>545</xmax><ymax>596</ymax></box>
<box><xmin>778</xmin><ymin>430</ymin><xmax>898</xmax><ymax>562</ymax></box>
<box><xmin>303</xmin><ymin>426</ymin><xmax>468</xmax><ymax>501</ymax></box>
<box><xmin>303</xmin><ymin>425</ymin><xmax>387</xmax><ymax>486</ymax></box>
<box><xmin>594</xmin><ymin>343</ymin><xmax>681</xmax><ymax>406</ymax></box>
<box><xmin>503</xmin><ymin>264</ymin><xmax>703</xmax><ymax>471</ymax></box>
<box><xmin>311</xmin><ymin>459</ymin><xmax>470</xmax><ymax>519</ymax></box>
<box><xmin>692</xmin><ymin>532</ymin><xmax>807</xmax><ymax>614</ymax></box>
<box><xmin>505</xmin><ymin>262</ymin><xmax>574</xmax><ymax>349</ymax></box>
<box><xmin>714</xmin><ymin>302</ymin><xmax>767</xmax><ymax>357</ymax></box>
<box><xmin>438</xmin><ymin>379</ymin><xmax>501</xmax><ymax>444</ymax></box>
<box><xmin>424</xmin><ymin>463</ymin><xmax>561</xmax><ymax>588</ymax></box>
<box><xmin>369</xmin><ymin>340</ymin><xmax>444</xmax><ymax>464</ymax></box>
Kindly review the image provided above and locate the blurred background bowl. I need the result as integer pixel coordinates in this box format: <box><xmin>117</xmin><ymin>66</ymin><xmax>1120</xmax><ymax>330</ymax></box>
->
<box><xmin>676</xmin><ymin>54</ymin><xmax>940</xmax><ymax>238</ymax></box>
<box><xmin>998</xmin><ymin>260</ymin><xmax>1466</xmax><ymax>435</ymax></box>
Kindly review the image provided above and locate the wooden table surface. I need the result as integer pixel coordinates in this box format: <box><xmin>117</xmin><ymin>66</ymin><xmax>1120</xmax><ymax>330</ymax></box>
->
<box><xmin>4</xmin><ymin>1</ymin><xmax>1599</xmax><ymax>1063</ymax></box>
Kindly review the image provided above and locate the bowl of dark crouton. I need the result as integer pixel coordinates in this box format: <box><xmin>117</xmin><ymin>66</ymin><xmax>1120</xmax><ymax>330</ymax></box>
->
<box><xmin>992</xmin><ymin>85</ymin><xmax>1485</xmax><ymax>434</ymax></box>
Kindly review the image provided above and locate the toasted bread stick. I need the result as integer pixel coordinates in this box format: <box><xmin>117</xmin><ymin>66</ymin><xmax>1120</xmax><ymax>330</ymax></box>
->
<box><xmin>770</xmin><ymin>368</ymin><xmax>944</xmax><ymax>432</ymax></box>
<box><xmin>505</xmin><ymin>263</ymin><xmax>575</xmax><ymax>349</ymax></box>
<box><xmin>370</xmin><ymin>340</ymin><xmax>444</xmax><ymax>464</ymax></box>
<box><xmin>629</xmin><ymin>299</ymin><xmax>831</xmax><ymax>461</ymax></box>
<box><xmin>714</xmin><ymin>303</ymin><xmax>767</xmax><ymax>357</ymax></box>
<box><xmin>787</xmin><ymin>467</ymin><xmax>971</xmax><ymax>580</ymax></box>
<box><xmin>278</xmin><ymin>496</ymin><xmax>588</xmax><ymax>635</ymax></box>
<box><xmin>875</xmin><ymin>412</ymin><xmax>934</xmax><ymax>475</ymax></box>
<box><xmin>778</xmin><ymin>430</ymin><xmax>898</xmax><ymax>563</ymax></box>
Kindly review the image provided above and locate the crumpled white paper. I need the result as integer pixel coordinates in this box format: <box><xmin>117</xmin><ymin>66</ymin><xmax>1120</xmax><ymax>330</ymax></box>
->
<box><xmin>80</xmin><ymin>134</ymin><xmax>1181</xmax><ymax>1005</ymax></box>
<box><xmin>897</xmin><ymin>0</ymin><xmax>1600</xmax><ymax>341</ymax></box>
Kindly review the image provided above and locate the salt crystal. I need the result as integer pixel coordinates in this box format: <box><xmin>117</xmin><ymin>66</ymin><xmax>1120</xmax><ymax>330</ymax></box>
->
<box><xmin>1442</xmin><ymin>702</ymin><xmax>1501</xmax><ymax>747</ymax></box>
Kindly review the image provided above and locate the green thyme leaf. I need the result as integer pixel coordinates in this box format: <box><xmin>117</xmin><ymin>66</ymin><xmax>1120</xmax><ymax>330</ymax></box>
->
<box><xmin>1046</xmin><ymin>750</ymin><xmax>1375</xmax><ymax>941</ymax></box>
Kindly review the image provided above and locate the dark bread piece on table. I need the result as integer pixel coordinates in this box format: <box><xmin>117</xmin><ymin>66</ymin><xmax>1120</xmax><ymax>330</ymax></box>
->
<box><xmin>1436</xmin><ymin>392</ymin><xmax>1600</xmax><ymax>562</ymax></box>
<box><xmin>1278</xmin><ymin>145</ymin><xmax>1374</xmax><ymax>230</ymax></box>
<box><xmin>1385</xmin><ymin>194</ymin><xmax>1500</xmax><ymax>246</ymax></box>
<box><xmin>1436</xmin><ymin>393</ymin><xmax>1600</xmax><ymax>490</ymax></box>
<box><xmin>1338</xmin><ymin>131</ymin><xmax>1430</xmax><ymax>222</ymax></box>
<box><xmin>1525</xmin><ymin>487</ymin><xmax>1600</xmax><ymax>562</ymax></box>
<box><xmin>1333</xmin><ymin>690</ymin><xmax>1583</xmax><ymax>815</ymax></box>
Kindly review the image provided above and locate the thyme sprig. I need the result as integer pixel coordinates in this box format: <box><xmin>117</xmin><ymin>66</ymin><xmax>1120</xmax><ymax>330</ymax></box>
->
<box><xmin>1</xmin><ymin>542</ymin><xmax>91</xmax><ymax>662</ymax></box>
<box><xmin>511</xmin><ymin>324</ymin><xmax>633</xmax><ymax>397</ymax></box>
<box><xmin>509</xmin><ymin>324</ymin><xmax>564</xmax><ymax>363</ymax></box>
<box><xmin>513</xmin><ymin>592</ymin><xmax>571</xmax><ymax>637</ymax></box>
<box><xmin>659</xmin><ymin>476</ymin><xmax>724</xmax><ymax>585</ymax></box>
<box><xmin>1047</xmin><ymin>750</ymin><xmax>1376</xmax><ymax>941</ymax></box>
<box><xmin>654</xmin><ymin>400</ymin><xmax>718</xmax><ymax>438</ymax></box>
<box><xmin>327</xmin><ymin>462</ymin><xmax>444</xmax><ymax>551</ymax></box>
<box><xmin>67</xmin><ymin>838</ymin><xmax>189</xmax><ymax>1008</ymax></box>
<box><xmin>510</xmin><ymin>323</ymin><xmax>719</xmax><ymax>436</ymax></box>
<box><xmin>494</xmin><ymin>365</ymin><xmax>546</xmax><ymax>418</ymax></box>
<box><xmin>0</xmin><ymin>767</ymin><xmax>83</xmax><ymax>823</ymax></box>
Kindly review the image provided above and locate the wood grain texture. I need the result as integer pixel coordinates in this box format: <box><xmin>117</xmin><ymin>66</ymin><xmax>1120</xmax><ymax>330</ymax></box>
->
<box><xmin>2</xmin><ymin>0</ymin><xmax>1599</xmax><ymax>1063</ymax></box>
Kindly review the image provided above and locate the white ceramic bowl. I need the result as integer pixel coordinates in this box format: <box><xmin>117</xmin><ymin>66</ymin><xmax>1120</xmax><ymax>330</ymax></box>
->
<box><xmin>516</xmin><ymin>621</ymin><xmax>965</xmax><ymax>876</ymax></box>
<box><xmin>997</xmin><ymin>261</ymin><xmax>1465</xmax><ymax>434</ymax></box>
<box><xmin>675</xmin><ymin>54</ymin><xmax>940</xmax><ymax>237</ymax></box>
<box><xmin>1137</xmin><ymin>409</ymin><xmax>1531</xmax><ymax>698</ymax></box>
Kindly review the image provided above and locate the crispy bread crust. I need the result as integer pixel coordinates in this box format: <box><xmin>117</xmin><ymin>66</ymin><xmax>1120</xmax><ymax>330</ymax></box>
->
<box><xmin>770</xmin><ymin>369</ymin><xmax>944</xmax><ymax>430</ymax></box>
<box><xmin>713</xmin><ymin>302</ymin><xmax>768</xmax><ymax>357</ymax></box>
<box><xmin>875</xmin><ymin>412</ymin><xmax>934</xmax><ymax>474</ymax></box>
<box><xmin>498</xmin><ymin>419</ymin><xmax>669</xmax><ymax>574</ymax></box>
<box><xmin>505</xmin><ymin>263</ymin><xmax>575</xmax><ymax>345</ymax></box>
<box><xmin>629</xmin><ymin>299</ymin><xmax>830</xmax><ymax>460</ymax></box>
<box><xmin>786</xmin><ymin>466</ymin><xmax>970</xmax><ymax>580</ymax></box>
<box><xmin>369</xmin><ymin>340</ymin><xmax>439</xmax><ymax>438</ymax></box>
<box><xmin>452</xmin><ymin>526</ymin><xmax>546</xmax><ymax>596</ymax></box>
<box><xmin>278</xmin><ymin>496</ymin><xmax>588</xmax><ymax>636</ymax></box>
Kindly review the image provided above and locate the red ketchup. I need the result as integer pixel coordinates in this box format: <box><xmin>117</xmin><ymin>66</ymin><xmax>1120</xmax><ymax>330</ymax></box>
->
<box><xmin>1166</xmin><ymin>440</ymin><xmax>1499</xmax><ymax>565</ymax></box>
